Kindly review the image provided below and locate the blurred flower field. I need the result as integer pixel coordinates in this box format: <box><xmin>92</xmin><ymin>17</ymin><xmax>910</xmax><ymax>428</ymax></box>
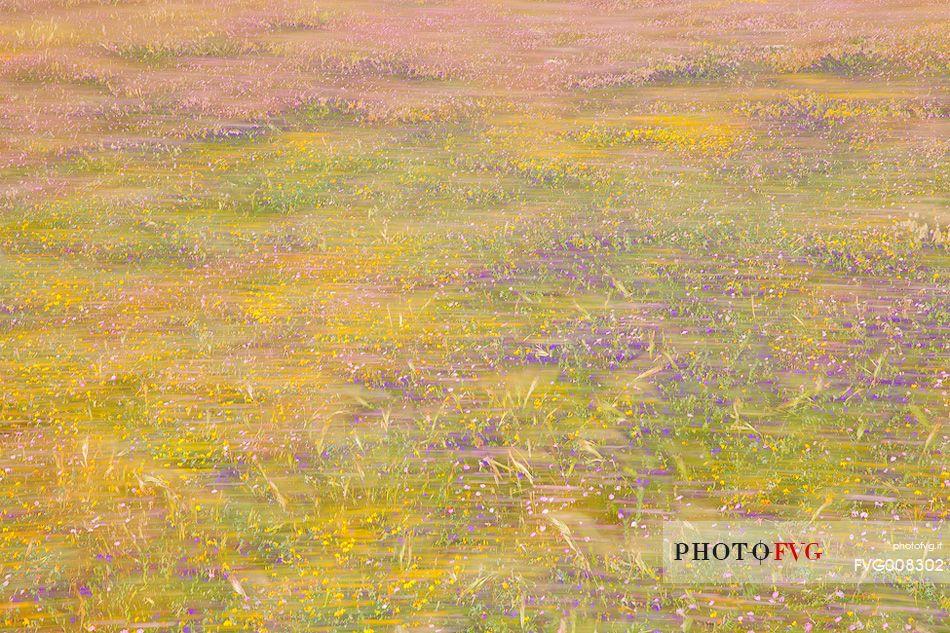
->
<box><xmin>0</xmin><ymin>0</ymin><xmax>947</xmax><ymax>631</ymax></box>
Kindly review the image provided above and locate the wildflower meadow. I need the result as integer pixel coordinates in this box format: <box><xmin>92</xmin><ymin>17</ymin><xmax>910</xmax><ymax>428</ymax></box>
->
<box><xmin>0</xmin><ymin>0</ymin><xmax>947</xmax><ymax>631</ymax></box>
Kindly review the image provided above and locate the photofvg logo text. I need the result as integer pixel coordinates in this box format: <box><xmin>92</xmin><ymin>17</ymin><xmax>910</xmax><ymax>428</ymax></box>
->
<box><xmin>673</xmin><ymin>540</ymin><xmax>823</xmax><ymax>563</ymax></box>
<box><xmin>662</xmin><ymin>521</ymin><xmax>947</xmax><ymax>585</ymax></box>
